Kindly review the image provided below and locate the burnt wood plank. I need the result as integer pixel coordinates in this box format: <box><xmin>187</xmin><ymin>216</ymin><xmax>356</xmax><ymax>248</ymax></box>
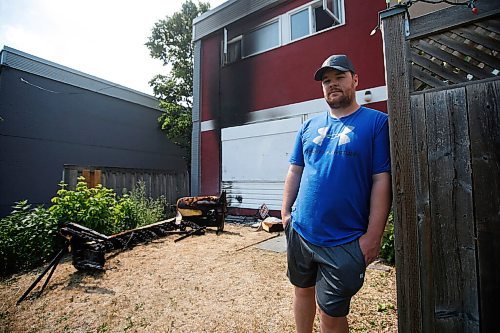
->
<box><xmin>411</xmin><ymin>48</ymin><xmax>467</xmax><ymax>84</ymax></box>
<box><xmin>410</xmin><ymin>94</ymin><xmax>434</xmax><ymax>332</ymax></box>
<box><xmin>413</xmin><ymin>39</ymin><xmax>491</xmax><ymax>79</ymax></box>
<box><xmin>429</xmin><ymin>34</ymin><xmax>500</xmax><ymax>70</ymax></box>
<box><xmin>381</xmin><ymin>7</ymin><xmax>422</xmax><ymax>333</ymax></box>
<box><xmin>409</xmin><ymin>1</ymin><xmax>500</xmax><ymax>39</ymax></box>
<box><xmin>455</xmin><ymin>27</ymin><xmax>500</xmax><ymax>54</ymax></box>
<box><xmin>424</xmin><ymin>87</ymin><xmax>478</xmax><ymax>332</ymax></box>
<box><xmin>466</xmin><ymin>80</ymin><xmax>500</xmax><ymax>333</ymax></box>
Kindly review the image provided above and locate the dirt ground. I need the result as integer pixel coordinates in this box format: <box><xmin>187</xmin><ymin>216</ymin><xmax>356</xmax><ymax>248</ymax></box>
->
<box><xmin>0</xmin><ymin>223</ymin><xmax>397</xmax><ymax>333</ymax></box>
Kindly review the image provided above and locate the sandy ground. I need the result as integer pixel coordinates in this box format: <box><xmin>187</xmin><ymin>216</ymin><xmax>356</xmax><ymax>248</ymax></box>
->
<box><xmin>0</xmin><ymin>224</ymin><xmax>397</xmax><ymax>333</ymax></box>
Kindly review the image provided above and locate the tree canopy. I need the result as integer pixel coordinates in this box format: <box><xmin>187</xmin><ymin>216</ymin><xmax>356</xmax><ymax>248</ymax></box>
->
<box><xmin>146</xmin><ymin>0</ymin><xmax>210</xmax><ymax>161</ymax></box>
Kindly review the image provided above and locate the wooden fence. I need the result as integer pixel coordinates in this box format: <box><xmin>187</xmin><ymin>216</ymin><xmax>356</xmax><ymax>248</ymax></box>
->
<box><xmin>381</xmin><ymin>1</ymin><xmax>499</xmax><ymax>332</ymax></box>
<box><xmin>63</xmin><ymin>165</ymin><xmax>189</xmax><ymax>205</ymax></box>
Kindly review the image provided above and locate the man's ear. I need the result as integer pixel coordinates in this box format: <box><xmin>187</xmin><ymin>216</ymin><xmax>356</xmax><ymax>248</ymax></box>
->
<box><xmin>352</xmin><ymin>73</ymin><xmax>359</xmax><ymax>88</ymax></box>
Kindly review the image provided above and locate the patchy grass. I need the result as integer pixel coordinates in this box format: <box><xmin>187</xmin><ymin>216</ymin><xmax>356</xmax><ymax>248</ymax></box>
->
<box><xmin>0</xmin><ymin>224</ymin><xmax>397</xmax><ymax>332</ymax></box>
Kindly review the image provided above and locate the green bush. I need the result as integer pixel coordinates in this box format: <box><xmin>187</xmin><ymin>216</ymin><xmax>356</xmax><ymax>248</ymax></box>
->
<box><xmin>380</xmin><ymin>211</ymin><xmax>395</xmax><ymax>265</ymax></box>
<box><xmin>1</xmin><ymin>179</ymin><xmax>169</xmax><ymax>275</ymax></box>
<box><xmin>49</xmin><ymin>178</ymin><xmax>121</xmax><ymax>235</ymax></box>
<box><xmin>0</xmin><ymin>201</ymin><xmax>60</xmax><ymax>276</ymax></box>
<box><xmin>116</xmin><ymin>181</ymin><xmax>167</xmax><ymax>230</ymax></box>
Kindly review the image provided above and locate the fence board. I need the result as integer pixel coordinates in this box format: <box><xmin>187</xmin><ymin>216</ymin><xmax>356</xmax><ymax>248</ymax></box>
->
<box><xmin>64</xmin><ymin>169</ymin><xmax>78</xmax><ymax>189</ymax></box>
<box><xmin>425</xmin><ymin>89</ymin><xmax>460</xmax><ymax>332</ymax></box>
<box><xmin>410</xmin><ymin>94</ymin><xmax>434</xmax><ymax>332</ymax></box>
<box><xmin>424</xmin><ymin>87</ymin><xmax>478</xmax><ymax>332</ymax></box>
<box><xmin>466</xmin><ymin>80</ymin><xmax>500</xmax><ymax>333</ymax></box>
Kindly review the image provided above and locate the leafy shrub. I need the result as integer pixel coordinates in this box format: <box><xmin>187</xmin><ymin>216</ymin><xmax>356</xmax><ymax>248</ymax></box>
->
<box><xmin>49</xmin><ymin>178</ymin><xmax>121</xmax><ymax>235</ymax></box>
<box><xmin>1</xmin><ymin>179</ymin><xmax>169</xmax><ymax>275</ymax></box>
<box><xmin>380</xmin><ymin>211</ymin><xmax>395</xmax><ymax>265</ymax></box>
<box><xmin>116</xmin><ymin>181</ymin><xmax>167</xmax><ymax>230</ymax></box>
<box><xmin>0</xmin><ymin>201</ymin><xmax>60</xmax><ymax>276</ymax></box>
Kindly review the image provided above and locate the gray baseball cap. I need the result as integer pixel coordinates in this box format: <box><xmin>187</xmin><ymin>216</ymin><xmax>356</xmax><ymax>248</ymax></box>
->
<box><xmin>314</xmin><ymin>54</ymin><xmax>356</xmax><ymax>81</ymax></box>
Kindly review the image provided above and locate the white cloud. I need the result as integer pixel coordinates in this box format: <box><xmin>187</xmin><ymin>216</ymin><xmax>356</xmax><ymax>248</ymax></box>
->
<box><xmin>0</xmin><ymin>0</ymin><xmax>227</xmax><ymax>95</ymax></box>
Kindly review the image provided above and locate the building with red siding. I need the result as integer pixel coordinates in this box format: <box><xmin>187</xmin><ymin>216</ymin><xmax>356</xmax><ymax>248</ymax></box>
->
<box><xmin>191</xmin><ymin>0</ymin><xmax>389</xmax><ymax>215</ymax></box>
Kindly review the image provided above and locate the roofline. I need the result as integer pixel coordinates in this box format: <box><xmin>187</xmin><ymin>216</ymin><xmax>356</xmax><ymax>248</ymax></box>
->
<box><xmin>0</xmin><ymin>46</ymin><xmax>162</xmax><ymax>111</ymax></box>
<box><xmin>193</xmin><ymin>0</ymin><xmax>239</xmax><ymax>24</ymax></box>
<box><xmin>192</xmin><ymin>0</ymin><xmax>284</xmax><ymax>41</ymax></box>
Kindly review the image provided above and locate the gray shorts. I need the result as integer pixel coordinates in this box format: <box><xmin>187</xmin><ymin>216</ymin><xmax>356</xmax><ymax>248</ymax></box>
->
<box><xmin>285</xmin><ymin>223</ymin><xmax>366</xmax><ymax>317</ymax></box>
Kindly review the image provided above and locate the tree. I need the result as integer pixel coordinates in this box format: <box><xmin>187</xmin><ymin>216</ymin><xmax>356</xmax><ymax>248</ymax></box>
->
<box><xmin>146</xmin><ymin>1</ymin><xmax>210</xmax><ymax>163</ymax></box>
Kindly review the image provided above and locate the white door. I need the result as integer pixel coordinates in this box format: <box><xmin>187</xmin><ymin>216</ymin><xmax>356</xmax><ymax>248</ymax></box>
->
<box><xmin>221</xmin><ymin>117</ymin><xmax>302</xmax><ymax>211</ymax></box>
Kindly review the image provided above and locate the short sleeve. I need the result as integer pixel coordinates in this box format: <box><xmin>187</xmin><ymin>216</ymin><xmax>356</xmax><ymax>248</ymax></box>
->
<box><xmin>373</xmin><ymin>116</ymin><xmax>391</xmax><ymax>174</ymax></box>
<box><xmin>289</xmin><ymin>126</ymin><xmax>305</xmax><ymax>167</ymax></box>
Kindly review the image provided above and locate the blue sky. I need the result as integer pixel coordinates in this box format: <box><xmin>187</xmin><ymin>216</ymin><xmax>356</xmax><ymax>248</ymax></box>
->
<box><xmin>0</xmin><ymin>0</ymin><xmax>226</xmax><ymax>95</ymax></box>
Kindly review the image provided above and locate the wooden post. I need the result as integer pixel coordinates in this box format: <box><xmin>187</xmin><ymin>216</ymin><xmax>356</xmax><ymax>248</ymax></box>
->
<box><xmin>380</xmin><ymin>7</ymin><xmax>422</xmax><ymax>333</ymax></box>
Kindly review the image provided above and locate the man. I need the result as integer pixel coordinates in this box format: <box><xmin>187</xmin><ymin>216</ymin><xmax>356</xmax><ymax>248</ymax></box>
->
<box><xmin>281</xmin><ymin>54</ymin><xmax>392</xmax><ymax>333</ymax></box>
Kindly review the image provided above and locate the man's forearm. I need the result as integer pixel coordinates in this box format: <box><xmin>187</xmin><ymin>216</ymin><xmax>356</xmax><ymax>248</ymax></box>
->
<box><xmin>366</xmin><ymin>172</ymin><xmax>392</xmax><ymax>240</ymax></box>
<box><xmin>359</xmin><ymin>172</ymin><xmax>392</xmax><ymax>265</ymax></box>
<box><xmin>281</xmin><ymin>165</ymin><xmax>303</xmax><ymax>220</ymax></box>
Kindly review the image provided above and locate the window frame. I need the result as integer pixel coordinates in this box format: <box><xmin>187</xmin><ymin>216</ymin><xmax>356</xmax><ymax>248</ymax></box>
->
<box><xmin>323</xmin><ymin>0</ymin><xmax>344</xmax><ymax>25</ymax></box>
<box><xmin>289</xmin><ymin>6</ymin><xmax>312</xmax><ymax>42</ymax></box>
<box><xmin>287</xmin><ymin>0</ymin><xmax>344</xmax><ymax>43</ymax></box>
<box><xmin>222</xmin><ymin>0</ymin><xmax>345</xmax><ymax>66</ymax></box>
<box><xmin>241</xmin><ymin>18</ymin><xmax>281</xmax><ymax>58</ymax></box>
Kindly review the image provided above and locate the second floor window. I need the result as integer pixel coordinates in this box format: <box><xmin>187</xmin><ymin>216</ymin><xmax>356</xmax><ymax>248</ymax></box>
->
<box><xmin>290</xmin><ymin>8</ymin><xmax>310</xmax><ymax>40</ymax></box>
<box><xmin>289</xmin><ymin>1</ymin><xmax>342</xmax><ymax>42</ymax></box>
<box><xmin>223</xmin><ymin>0</ymin><xmax>344</xmax><ymax>65</ymax></box>
<box><xmin>242</xmin><ymin>20</ymin><xmax>280</xmax><ymax>57</ymax></box>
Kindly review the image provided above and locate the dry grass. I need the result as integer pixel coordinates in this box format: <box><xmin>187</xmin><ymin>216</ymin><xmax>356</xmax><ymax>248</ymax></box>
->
<box><xmin>0</xmin><ymin>224</ymin><xmax>397</xmax><ymax>332</ymax></box>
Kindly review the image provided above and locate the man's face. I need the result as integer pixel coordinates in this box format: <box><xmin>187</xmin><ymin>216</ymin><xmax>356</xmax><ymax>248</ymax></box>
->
<box><xmin>321</xmin><ymin>69</ymin><xmax>358</xmax><ymax>109</ymax></box>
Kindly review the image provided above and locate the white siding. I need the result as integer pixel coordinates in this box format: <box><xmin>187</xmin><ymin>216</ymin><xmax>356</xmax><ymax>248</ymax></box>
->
<box><xmin>221</xmin><ymin>117</ymin><xmax>302</xmax><ymax>210</ymax></box>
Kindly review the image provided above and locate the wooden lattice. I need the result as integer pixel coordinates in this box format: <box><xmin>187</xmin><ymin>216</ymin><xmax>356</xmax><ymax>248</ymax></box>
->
<box><xmin>410</xmin><ymin>15</ymin><xmax>500</xmax><ymax>91</ymax></box>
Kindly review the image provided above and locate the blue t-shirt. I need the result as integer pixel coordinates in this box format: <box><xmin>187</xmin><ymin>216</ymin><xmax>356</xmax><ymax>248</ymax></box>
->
<box><xmin>289</xmin><ymin>106</ymin><xmax>390</xmax><ymax>247</ymax></box>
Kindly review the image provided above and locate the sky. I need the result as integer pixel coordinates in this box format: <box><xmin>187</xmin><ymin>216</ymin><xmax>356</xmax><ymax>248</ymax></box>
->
<box><xmin>0</xmin><ymin>0</ymin><xmax>227</xmax><ymax>96</ymax></box>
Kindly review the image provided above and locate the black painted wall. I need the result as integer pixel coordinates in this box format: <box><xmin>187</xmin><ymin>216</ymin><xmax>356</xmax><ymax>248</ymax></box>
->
<box><xmin>0</xmin><ymin>66</ymin><xmax>187</xmax><ymax>217</ymax></box>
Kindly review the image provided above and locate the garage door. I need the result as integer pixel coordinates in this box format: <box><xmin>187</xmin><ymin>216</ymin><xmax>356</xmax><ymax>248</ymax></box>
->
<box><xmin>221</xmin><ymin>117</ymin><xmax>302</xmax><ymax>211</ymax></box>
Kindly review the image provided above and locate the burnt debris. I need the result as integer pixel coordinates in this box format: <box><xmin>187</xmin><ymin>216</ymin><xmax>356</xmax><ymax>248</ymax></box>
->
<box><xmin>17</xmin><ymin>192</ymin><xmax>228</xmax><ymax>304</ymax></box>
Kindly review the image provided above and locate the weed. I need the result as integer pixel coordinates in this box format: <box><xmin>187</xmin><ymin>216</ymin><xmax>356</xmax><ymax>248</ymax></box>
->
<box><xmin>377</xmin><ymin>302</ymin><xmax>395</xmax><ymax>312</ymax></box>
<box><xmin>134</xmin><ymin>302</ymin><xmax>144</xmax><ymax>311</ymax></box>
<box><xmin>124</xmin><ymin>316</ymin><xmax>134</xmax><ymax>331</ymax></box>
<box><xmin>97</xmin><ymin>323</ymin><xmax>109</xmax><ymax>332</ymax></box>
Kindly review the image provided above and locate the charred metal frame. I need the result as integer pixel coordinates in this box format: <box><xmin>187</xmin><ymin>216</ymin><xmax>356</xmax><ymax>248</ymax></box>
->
<box><xmin>176</xmin><ymin>191</ymin><xmax>227</xmax><ymax>233</ymax></box>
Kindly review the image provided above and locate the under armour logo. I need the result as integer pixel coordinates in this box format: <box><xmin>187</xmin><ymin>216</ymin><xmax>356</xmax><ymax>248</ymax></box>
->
<box><xmin>312</xmin><ymin>127</ymin><xmax>329</xmax><ymax>145</ymax></box>
<box><xmin>334</xmin><ymin>126</ymin><xmax>354</xmax><ymax>145</ymax></box>
<box><xmin>313</xmin><ymin>126</ymin><xmax>354</xmax><ymax>146</ymax></box>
